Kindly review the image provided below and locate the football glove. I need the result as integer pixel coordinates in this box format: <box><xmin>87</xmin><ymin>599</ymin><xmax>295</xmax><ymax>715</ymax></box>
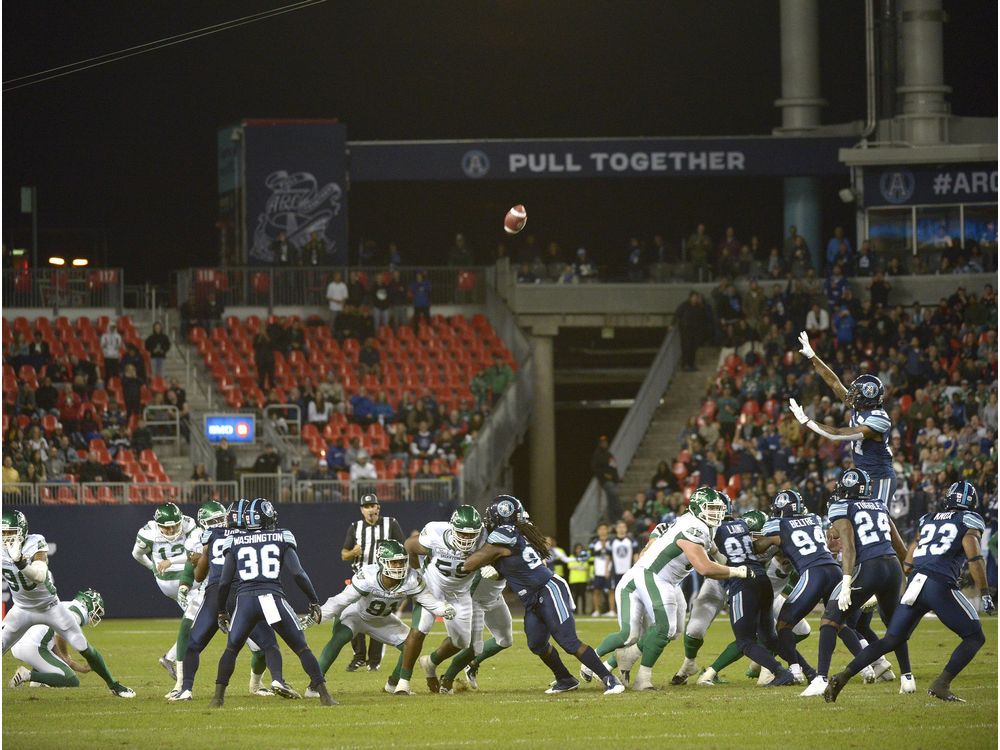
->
<box><xmin>861</xmin><ymin>595</ymin><xmax>879</xmax><ymax>612</ymax></box>
<box><xmin>797</xmin><ymin>331</ymin><xmax>815</xmax><ymax>359</ymax></box>
<box><xmin>177</xmin><ymin>584</ymin><xmax>190</xmax><ymax>610</ymax></box>
<box><xmin>217</xmin><ymin>612</ymin><xmax>230</xmax><ymax>634</ymax></box>
<box><xmin>480</xmin><ymin>565</ymin><xmax>500</xmax><ymax>581</ymax></box>
<box><xmin>788</xmin><ymin>398</ymin><xmax>809</xmax><ymax>425</ymax></box>
<box><xmin>730</xmin><ymin>566</ymin><xmax>749</xmax><ymax>579</ymax></box>
<box><xmin>442</xmin><ymin>604</ymin><xmax>457</xmax><ymax>620</ymax></box>
<box><xmin>837</xmin><ymin>577</ymin><xmax>854</xmax><ymax>612</ymax></box>
<box><xmin>309</xmin><ymin>602</ymin><xmax>323</xmax><ymax>625</ymax></box>
<box><xmin>981</xmin><ymin>593</ymin><xmax>995</xmax><ymax>615</ymax></box>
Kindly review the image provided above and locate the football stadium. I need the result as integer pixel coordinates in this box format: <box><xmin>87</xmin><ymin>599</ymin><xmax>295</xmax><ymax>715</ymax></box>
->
<box><xmin>2</xmin><ymin>2</ymin><xmax>997</xmax><ymax>748</ymax></box>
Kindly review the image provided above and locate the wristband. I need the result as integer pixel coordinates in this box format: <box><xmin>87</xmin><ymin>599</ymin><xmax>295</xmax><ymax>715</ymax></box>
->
<box><xmin>968</xmin><ymin>555</ymin><xmax>984</xmax><ymax>563</ymax></box>
<box><xmin>14</xmin><ymin>557</ymin><xmax>27</xmax><ymax>570</ymax></box>
<box><xmin>902</xmin><ymin>561</ymin><xmax>913</xmax><ymax>571</ymax></box>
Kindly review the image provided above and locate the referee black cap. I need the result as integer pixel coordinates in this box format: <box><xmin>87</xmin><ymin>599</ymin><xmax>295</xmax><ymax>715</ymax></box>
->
<box><xmin>360</xmin><ymin>493</ymin><xmax>380</xmax><ymax>506</ymax></box>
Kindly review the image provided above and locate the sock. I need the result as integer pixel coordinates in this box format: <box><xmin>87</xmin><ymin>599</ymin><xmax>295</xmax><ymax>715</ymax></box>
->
<box><xmin>250</xmin><ymin>650</ymin><xmax>266</xmax><ymax>676</ymax></box>
<box><xmin>740</xmin><ymin>642</ymin><xmax>784</xmax><ymax>674</ymax></box>
<box><xmin>443</xmin><ymin>648</ymin><xmax>475</xmax><ymax>681</ymax></box>
<box><xmin>474</xmin><ymin>638</ymin><xmax>506</xmax><ymax>666</ymax></box>
<box><xmin>400</xmin><ymin>665</ymin><xmax>413</xmax><ymax>680</ymax></box>
<box><xmin>175</xmin><ymin>617</ymin><xmax>193</xmax><ymax>662</ymax></box>
<box><xmin>607</xmin><ymin>653</ymin><xmax>619</xmax><ymax>669</ymax></box>
<box><xmin>684</xmin><ymin>634</ymin><xmax>704</xmax><ymax>659</ymax></box>
<box><xmin>817</xmin><ymin>624</ymin><xmax>838</xmax><ymax>677</ymax></box>
<box><xmin>181</xmin><ymin>649</ymin><xmax>200</xmax><ymax>692</ymax></box>
<box><xmin>430</xmin><ymin>650</ymin><xmax>444</xmax><ymax>666</ymax></box>
<box><xmin>216</xmin><ymin>646</ymin><xmax>239</xmax><ymax>687</ymax></box>
<box><xmin>709</xmin><ymin>640</ymin><xmax>746</xmax><ymax>673</ymax></box>
<box><xmin>776</xmin><ymin>628</ymin><xmax>797</xmax><ymax>665</ymax></box>
<box><xmin>639</xmin><ymin>626</ymin><xmax>671</xmax><ymax>668</ymax></box>
<box><xmin>595</xmin><ymin>630</ymin><xmax>628</xmax><ymax>658</ymax></box>
<box><xmin>80</xmin><ymin>646</ymin><xmax>116</xmax><ymax>688</ymax></box>
<box><xmin>390</xmin><ymin>653</ymin><xmax>403</xmax><ymax>681</ymax></box>
<box><xmin>29</xmin><ymin>670</ymin><xmax>79</xmax><ymax>688</ymax></box>
<box><xmin>166</xmin><ymin>642</ymin><xmax>178</xmax><ymax>661</ymax></box>
<box><xmin>295</xmin><ymin>647</ymin><xmax>325</xmax><ymax>688</ymax></box>
<box><xmin>319</xmin><ymin>623</ymin><xmax>354</xmax><ymax>674</ymax></box>
<box><xmin>944</xmin><ymin>635</ymin><xmax>984</xmax><ymax>676</ymax></box>
<box><xmin>539</xmin><ymin>645</ymin><xmax>572</xmax><ymax>681</ymax></box>
<box><xmin>577</xmin><ymin>646</ymin><xmax>612</xmax><ymax>680</ymax></box>
<box><xmin>894</xmin><ymin>640</ymin><xmax>913</xmax><ymax>675</ymax></box>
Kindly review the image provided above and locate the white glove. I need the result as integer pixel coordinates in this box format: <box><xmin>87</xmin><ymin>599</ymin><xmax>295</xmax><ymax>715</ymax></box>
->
<box><xmin>788</xmin><ymin>398</ymin><xmax>809</xmax><ymax>425</ymax></box>
<box><xmin>441</xmin><ymin>604</ymin><xmax>457</xmax><ymax>620</ymax></box>
<box><xmin>837</xmin><ymin>576</ymin><xmax>854</xmax><ymax>611</ymax></box>
<box><xmin>177</xmin><ymin>584</ymin><xmax>190</xmax><ymax>610</ymax></box>
<box><xmin>480</xmin><ymin>565</ymin><xmax>500</xmax><ymax>581</ymax></box>
<box><xmin>797</xmin><ymin>331</ymin><xmax>815</xmax><ymax>359</ymax></box>
<box><xmin>729</xmin><ymin>565</ymin><xmax>749</xmax><ymax>579</ymax></box>
<box><xmin>861</xmin><ymin>594</ymin><xmax>879</xmax><ymax>612</ymax></box>
<box><xmin>4</xmin><ymin>540</ymin><xmax>22</xmax><ymax>563</ymax></box>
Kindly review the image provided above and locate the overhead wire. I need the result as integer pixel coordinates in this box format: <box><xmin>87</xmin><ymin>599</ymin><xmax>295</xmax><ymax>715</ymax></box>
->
<box><xmin>3</xmin><ymin>0</ymin><xmax>327</xmax><ymax>92</ymax></box>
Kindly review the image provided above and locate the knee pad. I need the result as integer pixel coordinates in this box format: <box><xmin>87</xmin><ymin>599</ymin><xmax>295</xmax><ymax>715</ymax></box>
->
<box><xmin>793</xmin><ymin>619</ymin><xmax>811</xmax><ymax>637</ymax></box>
<box><xmin>528</xmin><ymin>639</ymin><xmax>551</xmax><ymax>657</ymax></box>
<box><xmin>67</xmin><ymin>632</ymin><xmax>89</xmax><ymax>653</ymax></box>
<box><xmin>495</xmin><ymin>634</ymin><xmax>514</xmax><ymax>649</ymax></box>
<box><xmin>556</xmin><ymin>636</ymin><xmax>583</xmax><ymax>655</ymax></box>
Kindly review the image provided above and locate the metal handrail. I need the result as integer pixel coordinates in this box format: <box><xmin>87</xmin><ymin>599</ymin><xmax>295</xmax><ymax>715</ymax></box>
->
<box><xmin>143</xmin><ymin>405</ymin><xmax>180</xmax><ymax>448</ymax></box>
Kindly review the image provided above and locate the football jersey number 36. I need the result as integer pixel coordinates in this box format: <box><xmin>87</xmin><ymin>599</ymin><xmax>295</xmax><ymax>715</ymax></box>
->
<box><xmin>237</xmin><ymin>544</ymin><xmax>281</xmax><ymax>580</ymax></box>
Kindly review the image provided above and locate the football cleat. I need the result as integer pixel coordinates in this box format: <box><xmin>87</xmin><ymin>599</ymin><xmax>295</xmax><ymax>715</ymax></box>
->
<box><xmin>860</xmin><ymin>666</ymin><xmax>876</xmax><ymax>683</ymax></box>
<box><xmin>602</xmin><ymin>610</ymin><xmax>617</xmax><ymax>617</ymax></box>
<box><xmin>579</xmin><ymin>663</ymin><xmax>594</xmax><ymax>682</ymax></box>
<box><xmin>799</xmin><ymin>675</ymin><xmax>828</xmax><ymax>697</ymax></box>
<box><xmin>251</xmin><ymin>687</ymin><xmax>275</xmax><ymax>697</ymax></box>
<box><xmin>110</xmin><ymin>682</ymin><xmax>136</xmax><ymax>698</ymax></box>
<box><xmin>9</xmin><ymin>666</ymin><xmax>31</xmax><ymax>689</ymax></box>
<box><xmin>928</xmin><ymin>676</ymin><xmax>965</xmax><ymax>703</ymax></box>
<box><xmin>616</xmin><ymin>644</ymin><xmax>641</xmax><ymax>673</ymax></box>
<box><xmin>383</xmin><ymin>680</ymin><xmax>398</xmax><ymax>694</ymax></box>
<box><xmin>418</xmin><ymin>655</ymin><xmax>440</xmax><ymax>693</ymax></box>
<box><xmin>672</xmin><ymin>657</ymin><xmax>700</xmax><ymax>685</ymax></box>
<box><xmin>880</xmin><ymin>669</ymin><xmax>897</xmax><ymax>682</ymax></box>
<box><xmin>824</xmin><ymin>671</ymin><xmax>851</xmax><ymax>703</ymax></box>
<box><xmin>763</xmin><ymin>669</ymin><xmax>796</xmax><ymax>688</ymax></box>
<box><xmin>632</xmin><ymin>665</ymin><xmax>655</xmax><ymax>691</ymax></box>
<box><xmin>305</xmin><ymin>686</ymin><xmax>320</xmax><ymax>698</ymax></box>
<box><xmin>168</xmin><ymin>689</ymin><xmax>192</xmax><ymax>702</ymax></box>
<box><xmin>789</xmin><ymin>663</ymin><xmax>805</xmax><ymax>684</ymax></box>
<box><xmin>393</xmin><ymin>679</ymin><xmax>414</xmax><ymax>695</ymax></box>
<box><xmin>367</xmin><ymin>663</ymin><xmax>380</xmax><ymax>672</ymax></box>
<box><xmin>745</xmin><ymin>661</ymin><xmax>761</xmax><ymax>679</ymax></box>
<box><xmin>696</xmin><ymin>668</ymin><xmax>725</xmax><ymax>686</ymax></box>
<box><xmin>620</xmin><ymin>670</ymin><xmax>631</xmax><ymax>686</ymax></box>
<box><xmin>870</xmin><ymin>657</ymin><xmax>894</xmax><ymax>682</ymax></box>
<box><xmin>439</xmin><ymin>681</ymin><xmax>454</xmax><ymax>695</ymax></box>
<box><xmin>158</xmin><ymin>655</ymin><xmax>177</xmax><ymax>681</ymax></box>
<box><xmin>899</xmin><ymin>673</ymin><xmax>917</xmax><ymax>694</ymax></box>
<box><xmin>270</xmin><ymin>680</ymin><xmax>301</xmax><ymax>699</ymax></box>
<box><xmin>544</xmin><ymin>677</ymin><xmax>580</xmax><ymax>694</ymax></box>
<box><xmin>757</xmin><ymin>667</ymin><xmax>776</xmax><ymax>686</ymax></box>
<box><xmin>346</xmin><ymin>657</ymin><xmax>367</xmax><ymax>672</ymax></box>
<box><xmin>164</xmin><ymin>687</ymin><xmax>181</xmax><ymax>699</ymax></box>
<box><xmin>464</xmin><ymin>663</ymin><xmax>479</xmax><ymax>690</ymax></box>
<box><xmin>602</xmin><ymin>675</ymin><xmax>625</xmax><ymax>695</ymax></box>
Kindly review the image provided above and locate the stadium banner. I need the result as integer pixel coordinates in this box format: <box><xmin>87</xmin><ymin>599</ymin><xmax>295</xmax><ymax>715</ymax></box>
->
<box><xmin>2</xmin><ymin>501</ymin><xmax>454</xmax><ymax>617</ymax></box>
<box><xmin>347</xmin><ymin>136</ymin><xmax>854</xmax><ymax>181</ymax></box>
<box><xmin>204</xmin><ymin>413</ymin><xmax>256</xmax><ymax>444</ymax></box>
<box><xmin>863</xmin><ymin>162</ymin><xmax>999</xmax><ymax>206</ymax></box>
<box><xmin>244</xmin><ymin>121</ymin><xmax>348</xmax><ymax>266</ymax></box>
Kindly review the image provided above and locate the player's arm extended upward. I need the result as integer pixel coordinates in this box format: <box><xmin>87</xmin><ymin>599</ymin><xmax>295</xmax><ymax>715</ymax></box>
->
<box><xmin>797</xmin><ymin>331</ymin><xmax>848</xmax><ymax>401</ymax></box>
<box><xmin>463</xmin><ymin>543</ymin><xmax>511</xmax><ymax>572</ymax></box>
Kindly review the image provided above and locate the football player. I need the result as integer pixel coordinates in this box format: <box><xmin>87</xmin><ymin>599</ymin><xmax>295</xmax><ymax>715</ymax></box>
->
<box><xmin>825</xmin><ymin>481</ymin><xmax>994</xmax><ymax>704</ymax></box>
<box><xmin>801</xmin><ymin>469</ymin><xmax>911</xmax><ymax>696</ymax></box>
<box><xmin>131</xmin><ymin>501</ymin><xmax>199</xmax><ymax>679</ymax></box>
<box><xmin>462</xmin><ymin>494</ymin><xmax>624</xmax><ymax>695</ymax></box>
<box><xmin>790</xmin><ymin>332</ymin><xmax>896</xmax><ymax>505</ymax></box>
<box><xmin>753</xmin><ymin>489</ymin><xmax>842</xmax><ymax>684</ymax></box>
<box><xmin>9</xmin><ymin>589</ymin><xmax>105</xmax><ymax>689</ymax></box>
<box><xmin>172</xmin><ymin>499</ymin><xmax>287</xmax><ymax>702</ymax></box>
<box><xmin>312</xmin><ymin>539</ymin><xmax>455</xmax><ymax>695</ymax></box>
<box><xmin>2</xmin><ymin>509</ymin><xmax>134</xmax><ymax>697</ymax></box>
<box><xmin>209</xmin><ymin>498</ymin><xmax>335</xmax><ymax>707</ymax></box>
<box><xmin>394</xmin><ymin>505</ymin><xmax>483</xmax><ymax>695</ymax></box>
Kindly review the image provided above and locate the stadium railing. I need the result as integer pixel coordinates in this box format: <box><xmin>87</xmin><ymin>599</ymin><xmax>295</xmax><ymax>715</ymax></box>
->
<box><xmin>2</xmin><ymin>268</ymin><xmax>124</xmax><ymax>312</ymax></box>
<box><xmin>264</xmin><ymin>403</ymin><xmax>302</xmax><ymax>441</ymax></box>
<box><xmin>143</xmin><ymin>404</ymin><xmax>181</xmax><ymax>449</ymax></box>
<box><xmin>5</xmin><ymin>481</ymin><xmax>240</xmax><ymax>506</ymax></box>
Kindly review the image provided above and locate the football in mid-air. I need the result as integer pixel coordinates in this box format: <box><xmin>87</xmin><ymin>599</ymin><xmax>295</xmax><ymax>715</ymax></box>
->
<box><xmin>504</xmin><ymin>204</ymin><xmax>527</xmax><ymax>235</ymax></box>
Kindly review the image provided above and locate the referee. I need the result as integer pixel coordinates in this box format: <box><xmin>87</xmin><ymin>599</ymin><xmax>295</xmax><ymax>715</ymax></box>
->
<box><xmin>341</xmin><ymin>493</ymin><xmax>404</xmax><ymax>671</ymax></box>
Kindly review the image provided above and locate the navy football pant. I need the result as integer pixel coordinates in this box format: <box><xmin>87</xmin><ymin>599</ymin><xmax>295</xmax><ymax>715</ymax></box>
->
<box><xmin>728</xmin><ymin>574</ymin><xmax>784</xmax><ymax>674</ymax></box>
<box><xmin>215</xmin><ymin>592</ymin><xmax>324</xmax><ymax>688</ymax></box>
<box><xmin>776</xmin><ymin>563</ymin><xmax>840</xmax><ymax>670</ymax></box>
<box><xmin>843</xmin><ymin>575</ymin><xmax>984</xmax><ymax>678</ymax></box>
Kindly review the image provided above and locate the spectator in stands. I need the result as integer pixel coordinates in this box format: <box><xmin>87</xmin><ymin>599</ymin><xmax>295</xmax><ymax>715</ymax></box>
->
<box><xmin>409</xmin><ymin>271</ymin><xmax>432</xmax><ymax>330</ymax></box>
<box><xmin>121</xmin><ymin>363</ymin><xmax>144</xmax><ymax>417</ymax></box>
<box><xmin>516</xmin><ymin>262</ymin><xmax>538</xmax><ymax>284</ymax></box>
<box><xmin>100</xmin><ymin>323</ymin><xmax>123</xmax><ymax>381</ymax></box>
<box><xmin>145</xmin><ymin>322</ymin><xmax>171</xmax><ymax>378</ymax></box>
<box><xmin>869</xmin><ymin>272</ymin><xmax>891</xmax><ymax>307</ymax></box>
<box><xmin>358</xmin><ymin>338</ymin><xmax>382</xmax><ymax>378</ymax></box>
<box><xmin>590</xmin><ymin>435</ymin><xmax>622</xmax><ymax>522</ymax></box>
<box><xmin>302</xmin><ymin>232</ymin><xmax>326</xmax><ymax>266</ymax></box>
<box><xmin>266</xmin><ymin>316</ymin><xmax>288</xmax><ymax>354</ymax></box>
<box><xmin>448</xmin><ymin>233</ymin><xmax>475</xmax><ymax>267</ymax></box>
<box><xmin>253</xmin><ymin>329</ymin><xmax>276</xmax><ymax>389</ymax></box>
<box><xmin>410</xmin><ymin>420</ymin><xmax>437</xmax><ymax>460</ymax></box>
<box><xmin>70</xmin><ymin>354</ymin><xmax>98</xmax><ymax>389</ymax></box>
<box><xmin>287</xmin><ymin>319</ymin><xmax>308</xmax><ymax>357</ymax></box>
<box><xmin>252</xmin><ymin>444</ymin><xmax>282</xmax><ymax>474</ymax></box>
<box><xmin>471</xmin><ymin>355</ymin><xmax>514</xmax><ymax>409</ymax></box>
<box><xmin>782</xmin><ymin>225</ymin><xmax>804</xmax><ymax>263</ymax></box>
<box><xmin>35</xmin><ymin>376</ymin><xmax>59</xmax><ymax>414</ymax></box>
<box><xmin>317</xmin><ymin>372</ymin><xmax>345</xmax><ymax>413</ymax></box>
<box><xmin>270</xmin><ymin>230</ymin><xmax>295</xmax><ymax>266</ymax></box>
<box><xmin>191</xmin><ymin>463</ymin><xmax>210</xmax><ymax>481</ymax></box>
<box><xmin>833</xmin><ymin>305</ymin><xmax>858</xmax><ymax>346</ymax></box>
<box><xmin>686</xmin><ymin>223</ymin><xmax>712</xmax><ymax>271</ymax></box>
<box><xmin>387</xmin><ymin>423</ymin><xmax>409</xmax><ymax>462</ymax></box>
<box><xmin>122</xmin><ymin>343</ymin><xmax>147</xmax><ymax>382</ymax></box>
<box><xmin>7</xmin><ymin>331</ymin><xmax>29</xmax><ymax>370</ymax></box>
<box><xmin>308</xmin><ymin>393</ymin><xmax>334</xmax><ymax>429</ymax></box>
<box><xmin>824</xmin><ymin>263</ymin><xmax>848</xmax><ymax>308</ymax></box>
<box><xmin>716</xmin><ymin>386</ymin><xmax>740</xmax><ymax>440</ymax></box>
<box><xmin>825</xmin><ymin>226</ymin><xmax>852</xmax><ymax>270</ymax></box>
<box><xmin>556</xmin><ymin>263</ymin><xmax>578</xmax><ymax>284</ymax></box>
<box><xmin>574</xmin><ymin>247</ymin><xmax>598</xmax><ymax>281</ymax></box>
<box><xmin>388</xmin><ymin>270</ymin><xmax>409</xmax><ymax>328</ymax></box>
<box><xmin>675</xmin><ymin>291</ymin><xmax>712</xmax><ymax>371</ymax></box>
<box><xmin>370</xmin><ymin>274</ymin><xmax>392</xmax><ymax>331</ymax></box>
<box><xmin>23</xmin><ymin>461</ymin><xmax>46</xmax><ymax>484</ymax></box>
<box><xmin>347</xmin><ymin>271</ymin><xmax>368</xmax><ymax>308</ymax></box>
<box><xmin>3</xmin><ymin>454</ymin><xmax>21</xmax><ymax>487</ymax></box>
<box><xmin>326</xmin><ymin>438</ymin><xmax>348</xmax><ymax>472</ymax></box>
<box><xmin>350</xmin><ymin>386</ymin><xmax>376</xmax><ymax>425</ymax></box>
<box><xmin>805</xmin><ymin>302</ymin><xmax>830</xmax><ymax>334</ymax></box>
<box><xmin>436</xmin><ymin>428</ymin><xmax>459</xmax><ymax>463</ymax></box>
<box><xmin>349</xmin><ymin>450</ymin><xmax>377</xmax><ymax>483</ymax></box>
<box><xmin>406</xmin><ymin>397</ymin><xmax>436</xmax><ymax>432</ymax></box>
<box><xmin>214</xmin><ymin>437</ymin><xmax>237</xmax><ymax>482</ymax></box>
<box><xmin>650</xmin><ymin>460</ymin><xmax>679</xmax><ymax>494</ymax></box>
<box><xmin>626</xmin><ymin>238</ymin><xmax>646</xmax><ymax>282</ymax></box>
<box><xmin>130</xmin><ymin>418</ymin><xmax>153</xmax><ymax>453</ymax></box>
<box><xmin>26</xmin><ymin>331</ymin><xmax>51</xmax><ymax>370</ymax></box>
<box><xmin>326</xmin><ymin>271</ymin><xmax>349</xmax><ymax>331</ymax></box>
<box><xmin>345</xmin><ymin>436</ymin><xmax>364</xmax><ymax>467</ymax></box>
<box><xmin>372</xmin><ymin>390</ymin><xmax>395</xmax><ymax>424</ymax></box>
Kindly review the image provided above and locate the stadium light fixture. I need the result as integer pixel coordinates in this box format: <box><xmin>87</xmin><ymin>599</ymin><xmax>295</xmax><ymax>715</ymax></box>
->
<box><xmin>72</xmin><ymin>258</ymin><xmax>89</xmax><ymax>267</ymax></box>
<box><xmin>48</xmin><ymin>256</ymin><xmax>66</xmax><ymax>266</ymax></box>
<box><xmin>838</xmin><ymin>187</ymin><xmax>856</xmax><ymax>204</ymax></box>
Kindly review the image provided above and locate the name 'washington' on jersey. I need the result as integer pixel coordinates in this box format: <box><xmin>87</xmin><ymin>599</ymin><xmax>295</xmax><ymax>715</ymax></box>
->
<box><xmin>828</xmin><ymin>498</ymin><xmax>895</xmax><ymax>563</ymax></box>
<box><xmin>849</xmin><ymin>408</ymin><xmax>894</xmax><ymax>479</ymax></box>
<box><xmin>350</xmin><ymin>563</ymin><xmax>426</xmax><ymax>619</ymax></box>
<box><xmin>135</xmin><ymin>516</ymin><xmax>199</xmax><ymax>580</ymax></box>
<box><xmin>761</xmin><ymin>514</ymin><xmax>836</xmax><ymax>573</ymax></box>
<box><xmin>910</xmin><ymin>510</ymin><xmax>985</xmax><ymax>584</ymax></box>
<box><xmin>419</xmin><ymin>521</ymin><xmax>482</xmax><ymax>595</ymax></box>
<box><xmin>202</xmin><ymin>526</ymin><xmax>243</xmax><ymax>586</ymax></box>
<box><xmin>221</xmin><ymin>528</ymin><xmax>298</xmax><ymax>595</ymax></box>
<box><xmin>487</xmin><ymin>524</ymin><xmax>554</xmax><ymax>604</ymax></box>
<box><xmin>638</xmin><ymin>513</ymin><xmax>713</xmax><ymax>586</ymax></box>
<box><xmin>1</xmin><ymin>534</ymin><xmax>58</xmax><ymax>610</ymax></box>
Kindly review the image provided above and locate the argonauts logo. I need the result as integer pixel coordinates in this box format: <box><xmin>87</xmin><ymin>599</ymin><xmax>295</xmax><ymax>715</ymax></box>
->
<box><xmin>496</xmin><ymin>498</ymin><xmax>515</xmax><ymax>518</ymax></box>
<box><xmin>461</xmin><ymin>149</ymin><xmax>490</xmax><ymax>178</ymax></box>
<box><xmin>879</xmin><ymin>170</ymin><xmax>915</xmax><ymax>204</ymax></box>
<box><xmin>250</xmin><ymin>170</ymin><xmax>342</xmax><ymax>263</ymax></box>
<box><xmin>841</xmin><ymin>471</ymin><xmax>859</xmax><ymax>488</ymax></box>
<box><xmin>860</xmin><ymin>382</ymin><xmax>878</xmax><ymax>399</ymax></box>
<box><xmin>774</xmin><ymin>492</ymin><xmax>790</xmax><ymax>508</ymax></box>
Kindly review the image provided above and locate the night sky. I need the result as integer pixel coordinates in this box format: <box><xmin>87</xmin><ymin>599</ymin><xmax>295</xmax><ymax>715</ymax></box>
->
<box><xmin>3</xmin><ymin>1</ymin><xmax>996</xmax><ymax>281</ymax></box>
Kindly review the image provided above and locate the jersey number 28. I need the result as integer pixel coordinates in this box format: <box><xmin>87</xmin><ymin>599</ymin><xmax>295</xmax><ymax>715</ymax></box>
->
<box><xmin>237</xmin><ymin>544</ymin><xmax>281</xmax><ymax>580</ymax></box>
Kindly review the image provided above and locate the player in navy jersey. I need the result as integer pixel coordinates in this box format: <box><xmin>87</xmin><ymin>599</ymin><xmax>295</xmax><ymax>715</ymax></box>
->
<box><xmin>801</xmin><ymin>468</ymin><xmax>912</xmax><ymax>696</ymax></box>
<box><xmin>170</xmin><ymin>499</ymin><xmax>284</xmax><ymax>702</ymax></box>
<box><xmin>209</xmin><ymin>498</ymin><xmax>336</xmax><ymax>707</ymax></box>
<box><xmin>753</xmin><ymin>489</ymin><xmax>841</xmax><ymax>684</ymax></box>
<box><xmin>705</xmin><ymin>495</ymin><xmax>796</xmax><ymax>687</ymax></box>
<box><xmin>463</xmin><ymin>495</ymin><xmax>625</xmax><ymax>695</ymax></box>
<box><xmin>790</xmin><ymin>332</ymin><xmax>896</xmax><ymax>505</ymax></box>
<box><xmin>825</xmin><ymin>481</ymin><xmax>994</xmax><ymax>703</ymax></box>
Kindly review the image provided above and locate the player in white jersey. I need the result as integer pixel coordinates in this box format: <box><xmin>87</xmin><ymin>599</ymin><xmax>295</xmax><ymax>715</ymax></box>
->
<box><xmin>131</xmin><ymin>501</ymin><xmax>200</xmax><ymax>679</ymax></box>
<box><xmin>309</xmin><ymin>539</ymin><xmax>454</xmax><ymax>696</ymax></box>
<box><xmin>2</xmin><ymin>510</ymin><xmax>134</xmax><ymax>697</ymax></box>
<box><xmin>9</xmin><ymin>589</ymin><xmax>105</xmax><ymax>688</ymax></box>
<box><xmin>393</xmin><ymin>505</ymin><xmax>483</xmax><ymax>695</ymax></box>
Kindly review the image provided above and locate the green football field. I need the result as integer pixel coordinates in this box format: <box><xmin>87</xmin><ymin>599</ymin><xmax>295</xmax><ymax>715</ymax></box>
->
<box><xmin>3</xmin><ymin>615</ymin><xmax>997</xmax><ymax>749</ymax></box>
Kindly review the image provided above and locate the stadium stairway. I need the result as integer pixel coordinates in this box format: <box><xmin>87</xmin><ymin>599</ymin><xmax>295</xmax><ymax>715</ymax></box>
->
<box><xmin>618</xmin><ymin>345</ymin><xmax>720</xmax><ymax>501</ymax></box>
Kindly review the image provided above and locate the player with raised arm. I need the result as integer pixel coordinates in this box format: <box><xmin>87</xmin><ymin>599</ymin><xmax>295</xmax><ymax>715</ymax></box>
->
<box><xmin>9</xmin><ymin>589</ymin><xmax>105</xmax><ymax>689</ymax></box>
<box><xmin>131</xmin><ymin>502</ymin><xmax>199</xmax><ymax>680</ymax></box>
<box><xmin>2</xmin><ymin>510</ymin><xmax>134</xmax><ymax>697</ymax></box>
<box><xmin>209</xmin><ymin>498</ymin><xmax>336</xmax><ymax>707</ymax></box>
<box><xmin>800</xmin><ymin>468</ymin><xmax>912</xmax><ymax>696</ymax></box>
<box><xmin>790</xmin><ymin>331</ymin><xmax>896</xmax><ymax>505</ymax></box>
<box><xmin>393</xmin><ymin>505</ymin><xmax>483</xmax><ymax>695</ymax></box>
<box><xmin>753</xmin><ymin>489</ymin><xmax>841</xmax><ymax>684</ymax></box>
<box><xmin>311</xmin><ymin>539</ymin><xmax>455</xmax><ymax>694</ymax></box>
<box><xmin>170</xmin><ymin>499</ymin><xmax>285</xmax><ymax>702</ymax></box>
<box><xmin>462</xmin><ymin>494</ymin><xmax>625</xmax><ymax>695</ymax></box>
<box><xmin>825</xmin><ymin>481</ymin><xmax>994</xmax><ymax>704</ymax></box>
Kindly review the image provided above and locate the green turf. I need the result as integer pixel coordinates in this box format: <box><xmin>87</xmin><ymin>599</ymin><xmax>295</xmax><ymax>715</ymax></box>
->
<box><xmin>3</xmin><ymin>615</ymin><xmax>997</xmax><ymax>750</ymax></box>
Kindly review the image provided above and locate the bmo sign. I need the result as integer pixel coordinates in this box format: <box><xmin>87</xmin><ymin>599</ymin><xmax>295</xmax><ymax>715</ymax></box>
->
<box><xmin>204</xmin><ymin>414</ymin><xmax>256</xmax><ymax>444</ymax></box>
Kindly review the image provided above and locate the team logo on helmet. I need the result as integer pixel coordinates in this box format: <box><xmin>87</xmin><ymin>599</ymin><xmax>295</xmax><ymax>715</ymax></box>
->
<box><xmin>860</xmin><ymin>382</ymin><xmax>878</xmax><ymax>399</ymax></box>
<box><xmin>841</xmin><ymin>471</ymin><xmax>859</xmax><ymax>488</ymax></box>
<box><xmin>496</xmin><ymin>498</ymin><xmax>515</xmax><ymax>518</ymax></box>
<box><xmin>774</xmin><ymin>492</ymin><xmax>791</xmax><ymax>508</ymax></box>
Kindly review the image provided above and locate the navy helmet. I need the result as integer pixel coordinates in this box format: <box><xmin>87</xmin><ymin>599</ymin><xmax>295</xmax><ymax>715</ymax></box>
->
<box><xmin>837</xmin><ymin>468</ymin><xmax>873</xmax><ymax>501</ymax></box>
<box><xmin>484</xmin><ymin>494</ymin><xmax>527</xmax><ymax>531</ymax></box>
<box><xmin>718</xmin><ymin>490</ymin><xmax>735</xmax><ymax>519</ymax></box>
<box><xmin>226</xmin><ymin>500</ymin><xmax>246</xmax><ymax>529</ymax></box>
<box><xmin>944</xmin><ymin>481</ymin><xmax>978</xmax><ymax>512</ymax></box>
<box><xmin>771</xmin><ymin>489</ymin><xmax>805</xmax><ymax>518</ymax></box>
<box><xmin>846</xmin><ymin>374</ymin><xmax>885</xmax><ymax>410</ymax></box>
<box><xmin>244</xmin><ymin>498</ymin><xmax>278</xmax><ymax>530</ymax></box>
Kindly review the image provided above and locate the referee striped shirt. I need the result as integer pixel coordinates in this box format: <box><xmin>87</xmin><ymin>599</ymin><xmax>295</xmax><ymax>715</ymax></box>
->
<box><xmin>344</xmin><ymin>516</ymin><xmax>405</xmax><ymax>570</ymax></box>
